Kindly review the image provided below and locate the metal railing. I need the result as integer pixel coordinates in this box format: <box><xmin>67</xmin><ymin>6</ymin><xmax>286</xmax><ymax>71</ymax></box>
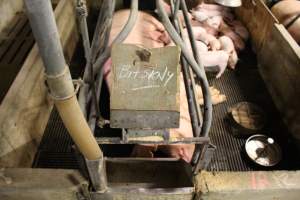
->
<box><xmin>76</xmin><ymin>0</ymin><xmax>214</xmax><ymax>175</ymax></box>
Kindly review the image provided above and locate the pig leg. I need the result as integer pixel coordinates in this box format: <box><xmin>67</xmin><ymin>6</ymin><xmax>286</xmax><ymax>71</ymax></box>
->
<box><xmin>199</xmin><ymin>50</ymin><xmax>229</xmax><ymax>78</ymax></box>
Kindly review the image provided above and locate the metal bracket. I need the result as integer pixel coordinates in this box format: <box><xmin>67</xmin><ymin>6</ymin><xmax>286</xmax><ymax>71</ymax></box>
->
<box><xmin>85</xmin><ymin>158</ymin><xmax>108</xmax><ymax>193</ymax></box>
<box><xmin>193</xmin><ymin>144</ymin><xmax>216</xmax><ymax>174</ymax></box>
<box><xmin>126</xmin><ymin>129</ymin><xmax>170</xmax><ymax>140</ymax></box>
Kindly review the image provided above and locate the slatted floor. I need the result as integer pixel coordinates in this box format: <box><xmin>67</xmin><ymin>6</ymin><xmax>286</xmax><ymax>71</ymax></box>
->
<box><xmin>33</xmin><ymin>44</ymin><xmax>300</xmax><ymax>171</ymax></box>
<box><xmin>32</xmin><ymin>43</ymin><xmax>84</xmax><ymax>169</ymax></box>
<box><xmin>207</xmin><ymin>49</ymin><xmax>300</xmax><ymax>171</ymax></box>
<box><xmin>0</xmin><ymin>12</ymin><xmax>35</xmax><ymax>103</ymax></box>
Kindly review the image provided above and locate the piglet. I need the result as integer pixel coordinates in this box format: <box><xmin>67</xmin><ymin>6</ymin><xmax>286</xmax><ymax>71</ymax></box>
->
<box><xmin>195</xmin><ymin>2</ymin><xmax>231</xmax><ymax>12</ymax></box>
<box><xmin>184</xmin><ymin>27</ymin><xmax>221</xmax><ymax>50</ymax></box>
<box><xmin>192</xmin><ymin>8</ymin><xmax>234</xmax><ymax>22</ymax></box>
<box><xmin>220</xmin><ymin>21</ymin><xmax>245</xmax><ymax>51</ymax></box>
<box><xmin>185</xmin><ymin>39</ymin><xmax>209</xmax><ymax>57</ymax></box>
<box><xmin>198</xmin><ymin>50</ymin><xmax>229</xmax><ymax>78</ymax></box>
<box><xmin>219</xmin><ymin>36</ymin><xmax>238</xmax><ymax>69</ymax></box>
<box><xmin>226</xmin><ymin>20</ymin><xmax>249</xmax><ymax>41</ymax></box>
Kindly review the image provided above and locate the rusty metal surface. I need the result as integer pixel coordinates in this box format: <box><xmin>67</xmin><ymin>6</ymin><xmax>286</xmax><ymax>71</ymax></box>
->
<box><xmin>0</xmin><ymin>168</ymin><xmax>87</xmax><ymax>200</ymax></box>
<box><xmin>197</xmin><ymin>170</ymin><xmax>300</xmax><ymax>200</ymax></box>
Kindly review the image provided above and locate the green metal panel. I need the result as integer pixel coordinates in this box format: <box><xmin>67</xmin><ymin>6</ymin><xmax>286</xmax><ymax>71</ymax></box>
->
<box><xmin>110</xmin><ymin>44</ymin><xmax>181</xmax><ymax>128</ymax></box>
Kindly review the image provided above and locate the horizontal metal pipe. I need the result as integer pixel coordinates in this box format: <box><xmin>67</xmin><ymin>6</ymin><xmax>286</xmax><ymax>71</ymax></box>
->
<box><xmin>95</xmin><ymin>137</ymin><xmax>210</xmax><ymax>144</ymax></box>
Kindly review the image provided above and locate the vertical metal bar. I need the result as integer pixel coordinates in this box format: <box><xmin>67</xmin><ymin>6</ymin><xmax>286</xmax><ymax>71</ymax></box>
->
<box><xmin>25</xmin><ymin>0</ymin><xmax>107</xmax><ymax>191</ymax></box>
<box><xmin>24</xmin><ymin>0</ymin><xmax>65</xmax><ymax>76</ymax></box>
<box><xmin>157</xmin><ymin>0</ymin><xmax>212</xmax><ymax>168</ymax></box>
<box><xmin>77</xmin><ymin>0</ymin><xmax>101</xmax><ymax>119</ymax></box>
<box><xmin>156</xmin><ymin>0</ymin><xmax>212</xmax><ymax>139</ymax></box>
<box><xmin>179</xmin><ymin>0</ymin><xmax>208</xmax><ymax>164</ymax></box>
<box><xmin>174</xmin><ymin>0</ymin><xmax>180</xmax><ymax>18</ymax></box>
<box><xmin>93</xmin><ymin>0</ymin><xmax>139</xmax><ymax>73</ymax></box>
<box><xmin>76</xmin><ymin>0</ymin><xmax>91</xmax><ymax>64</ymax></box>
<box><xmin>180</xmin><ymin>0</ymin><xmax>204</xmax><ymax>132</ymax></box>
<box><xmin>89</xmin><ymin>0</ymin><xmax>139</xmax><ymax>131</ymax></box>
<box><xmin>170</xmin><ymin>0</ymin><xmax>200</xmax><ymax>137</ymax></box>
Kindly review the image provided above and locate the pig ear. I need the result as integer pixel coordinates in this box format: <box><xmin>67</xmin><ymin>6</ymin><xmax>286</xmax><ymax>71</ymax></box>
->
<box><xmin>179</xmin><ymin>148</ymin><xmax>192</xmax><ymax>163</ymax></box>
<box><xmin>146</xmin><ymin>30</ymin><xmax>166</xmax><ymax>43</ymax></box>
<box><xmin>159</xmin><ymin>31</ymin><xmax>171</xmax><ymax>45</ymax></box>
<box><xmin>144</xmin><ymin>17</ymin><xmax>165</xmax><ymax>32</ymax></box>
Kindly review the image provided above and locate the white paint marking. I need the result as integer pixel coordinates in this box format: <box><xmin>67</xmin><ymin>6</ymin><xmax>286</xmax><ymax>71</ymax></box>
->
<box><xmin>131</xmin><ymin>85</ymin><xmax>160</xmax><ymax>91</ymax></box>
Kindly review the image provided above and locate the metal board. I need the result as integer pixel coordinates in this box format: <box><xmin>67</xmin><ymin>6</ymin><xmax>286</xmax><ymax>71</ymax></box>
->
<box><xmin>110</xmin><ymin>44</ymin><xmax>180</xmax><ymax>128</ymax></box>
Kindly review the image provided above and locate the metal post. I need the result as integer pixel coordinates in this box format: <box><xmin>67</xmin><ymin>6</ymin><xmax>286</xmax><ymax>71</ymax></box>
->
<box><xmin>24</xmin><ymin>0</ymin><xmax>107</xmax><ymax>191</ymax></box>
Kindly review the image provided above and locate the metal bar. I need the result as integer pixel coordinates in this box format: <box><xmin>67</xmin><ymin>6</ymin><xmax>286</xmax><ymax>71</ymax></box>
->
<box><xmin>88</xmin><ymin>0</ymin><xmax>139</xmax><ymax>131</ymax></box>
<box><xmin>193</xmin><ymin>144</ymin><xmax>216</xmax><ymax>174</ymax></box>
<box><xmin>170</xmin><ymin>0</ymin><xmax>200</xmax><ymax>138</ymax></box>
<box><xmin>95</xmin><ymin>136</ymin><xmax>210</xmax><ymax>144</ymax></box>
<box><xmin>105</xmin><ymin>157</ymin><xmax>181</xmax><ymax>162</ymax></box>
<box><xmin>179</xmin><ymin>0</ymin><xmax>208</xmax><ymax>165</ymax></box>
<box><xmin>92</xmin><ymin>0</ymin><xmax>139</xmax><ymax>74</ymax></box>
<box><xmin>168</xmin><ymin>0</ymin><xmax>210</xmax><ymax>166</ymax></box>
<box><xmin>77</xmin><ymin>0</ymin><xmax>100</xmax><ymax>120</ymax></box>
<box><xmin>85</xmin><ymin>158</ymin><xmax>107</xmax><ymax>192</ymax></box>
<box><xmin>180</xmin><ymin>0</ymin><xmax>204</xmax><ymax>132</ymax></box>
<box><xmin>174</xmin><ymin>0</ymin><xmax>180</xmax><ymax>18</ymax></box>
<box><xmin>181</xmin><ymin>58</ymin><xmax>201</xmax><ymax>137</ymax></box>
<box><xmin>24</xmin><ymin>0</ymin><xmax>103</xmax><ymax>160</ymax></box>
<box><xmin>25</xmin><ymin>0</ymin><xmax>107</xmax><ymax>191</ymax></box>
<box><xmin>78</xmin><ymin>0</ymin><xmax>115</xmax><ymax>119</ymax></box>
<box><xmin>24</xmin><ymin>0</ymin><xmax>65</xmax><ymax>76</ymax></box>
<box><xmin>156</xmin><ymin>0</ymin><xmax>212</xmax><ymax>139</ymax></box>
<box><xmin>76</xmin><ymin>0</ymin><xmax>91</xmax><ymax>65</ymax></box>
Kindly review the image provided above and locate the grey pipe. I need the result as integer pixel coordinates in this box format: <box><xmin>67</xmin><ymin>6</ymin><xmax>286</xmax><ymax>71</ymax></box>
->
<box><xmin>77</xmin><ymin>0</ymin><xmax>92</xmax><ymax>118</ymax></box>
<box><xmin>170</xmin><ymin>0</ymin><xmax>201</xmax><ymax>137</ymax></box>
<box><xmin>88</xmin><ymin>0</ymin><xmax>138</xmax><ymax>130</ymax></box>
<box><xmin>93</xmin><ymin>0</ymin><xmax>138</xmax><ymax>73</ymax></box>
<box><xmin>24</xmin><ymin>0</ymin><xmax>66</xmax><ymax>76</ymax></box>
<box><xmin>24</xmin><ymin>0</ymin><xmax>103</xmax><ymax>161</ymax></box>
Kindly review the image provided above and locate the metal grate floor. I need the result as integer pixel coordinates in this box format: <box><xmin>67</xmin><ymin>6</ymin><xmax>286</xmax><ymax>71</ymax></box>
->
<box><xmin>0</xmin><ymin>12</ymin><xmax>35</xmax><ymax>103</ymax></box>
<box><xmin>33</xmin><ymin>43</ymin><xmax>84</xmax><ymax>169</ymax></box>
<box><xmin>33</xmin><ymin>46</ymin><xmax>300</xmax><ymax>171</ymax></box>
<box><xmin>207</xmin><ymin>49</ymin><xmax>300</xmax><ymax>171</ymax></box>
